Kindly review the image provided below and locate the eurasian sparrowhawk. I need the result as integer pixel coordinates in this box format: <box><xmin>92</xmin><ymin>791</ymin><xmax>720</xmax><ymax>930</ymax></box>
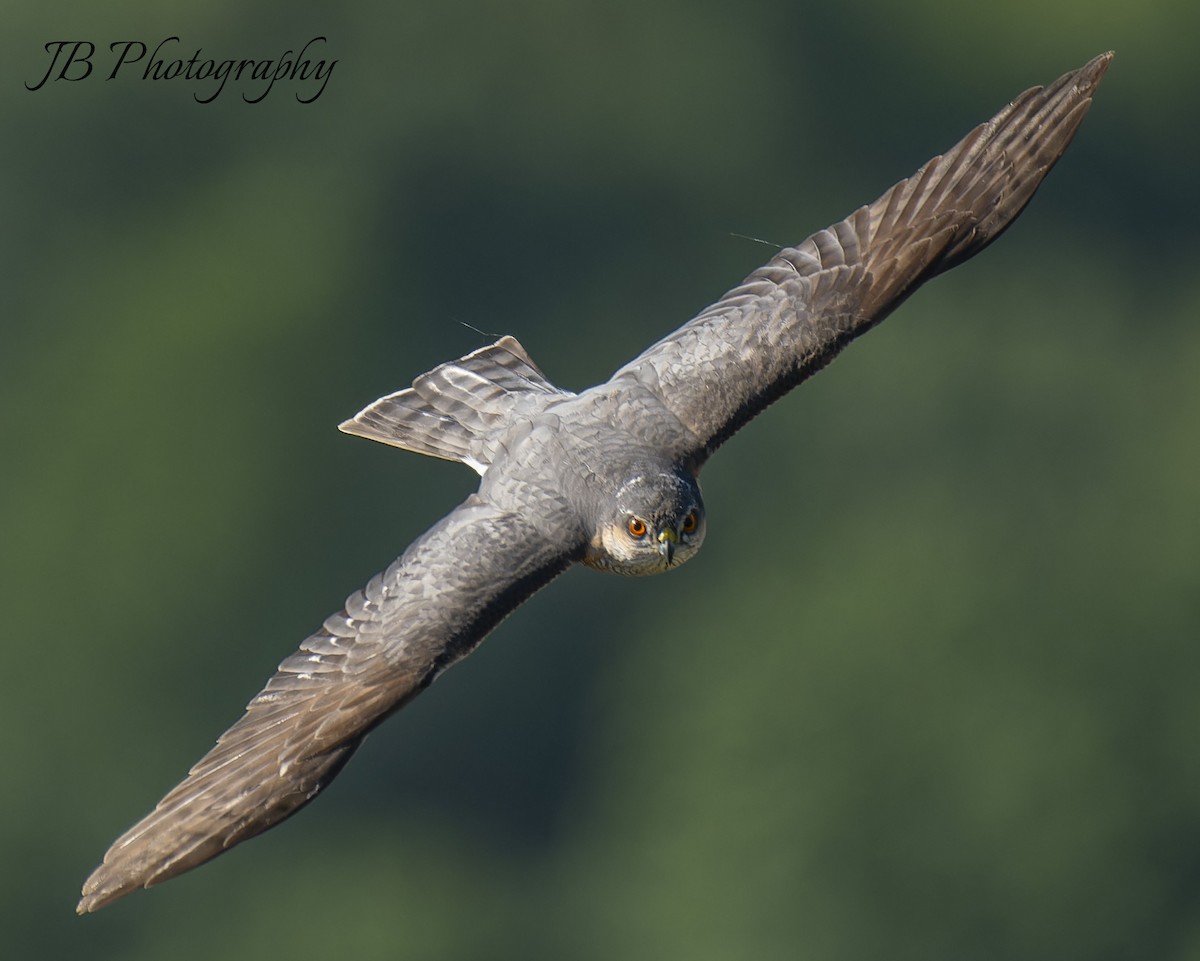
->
<box><xmin>78</xmin><ymin>53</ymin><xmax>1112</xmax><ymax>913</ymax></box>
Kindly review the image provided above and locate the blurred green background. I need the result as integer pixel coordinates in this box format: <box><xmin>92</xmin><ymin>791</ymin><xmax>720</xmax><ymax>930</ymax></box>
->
<box><xmin>4</xmin><ymin>2</ymin><xmax>1198</xmax><ymax>959</ymax></box>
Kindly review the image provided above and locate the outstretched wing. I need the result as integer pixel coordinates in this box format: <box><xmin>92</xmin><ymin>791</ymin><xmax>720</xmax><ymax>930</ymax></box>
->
<box><xmin>78</xmin><ymin>494</ymin><xmax>583</xmax><ymax>914</ymax></box>
<box><xmin>610</xmin><ymin>53</ymin><xmax>1112</xmax><ymax>462</ymax></box>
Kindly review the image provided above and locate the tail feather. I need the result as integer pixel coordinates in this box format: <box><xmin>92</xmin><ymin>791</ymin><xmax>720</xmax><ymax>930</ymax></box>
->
<box><xmin>339</xmin><ymin>335</ymin><xmax>568</xmax><ymax>473</ymax></box>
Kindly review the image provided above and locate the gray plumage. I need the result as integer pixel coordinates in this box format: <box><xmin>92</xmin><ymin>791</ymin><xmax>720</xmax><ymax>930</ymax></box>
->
<box><xmin>77</xmin><ymin>53</ymin><xmax>1112</xmax><ymax>914</ymax></box>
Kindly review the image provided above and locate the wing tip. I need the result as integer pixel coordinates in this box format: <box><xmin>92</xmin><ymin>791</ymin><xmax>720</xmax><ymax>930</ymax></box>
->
<box><xmin>1056</xmin><ymin>51</ymin><xmax>1113</xmax><ymax>113</ymax></box>
<box><xmin>1066</xmin><ymin>51</ymin><xmax>1114</xmax><ymax>107</ymax></box>
<box><xmin>76</xmin><ymin>890</ymin><xmax>107</xmax><ymax>915</ymax></box>
<box><xmin>1084</xmin><ymin>50</ymin><xmax>1115</xmax><ymax>83</ymax></box>
<box><xmin>76</xmin><ymin>867</ymin><xmax>136</xmax><ymax>915</ymax></box>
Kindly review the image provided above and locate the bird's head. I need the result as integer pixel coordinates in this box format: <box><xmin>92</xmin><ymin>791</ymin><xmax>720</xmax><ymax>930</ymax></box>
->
<box><xmin>584</xmin><ymin>468</ymin><xmax>706</xmax><ymax>575</ymax></box>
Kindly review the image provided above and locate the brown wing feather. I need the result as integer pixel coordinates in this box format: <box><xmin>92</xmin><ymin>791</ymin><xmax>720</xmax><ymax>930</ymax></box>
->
<box><xmin>77</xmin><ymin>494</ymin><xmax>582</xmax><ymax>913</ymax></box>
<box><xmin>610</xmin><ymin>53</ymin><xmax>1112</xmax><ymax>460</ymax></box>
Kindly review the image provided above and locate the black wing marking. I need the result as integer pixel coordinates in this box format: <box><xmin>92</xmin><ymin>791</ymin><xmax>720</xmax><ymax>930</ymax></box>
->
<box><xmin>78</xmin><ymin>494</ymin><xmax>583</xmax><ymax>913</ymax></box>
<box><xmin>610</xmin><ymin>53</ymin><xmax>1112</xmax><ymax>461</ymax></box>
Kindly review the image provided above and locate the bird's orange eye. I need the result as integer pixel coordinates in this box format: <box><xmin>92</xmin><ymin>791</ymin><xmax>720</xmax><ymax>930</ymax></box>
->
<box><xmin>627</xmin><ymin>517</ymin><xmax>647</xmax><ymax>538</ymax></box>
<box><xmin>681</xmin><ymin>510</ymin><xmax>697</xmax><ymax>534</ymax></box>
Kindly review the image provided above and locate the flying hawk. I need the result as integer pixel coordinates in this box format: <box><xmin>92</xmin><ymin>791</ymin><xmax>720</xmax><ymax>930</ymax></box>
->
<box><xmin>78</xmin><ymin>53</ymin><xmax>1112</xmax><ymax>913</ymax></box>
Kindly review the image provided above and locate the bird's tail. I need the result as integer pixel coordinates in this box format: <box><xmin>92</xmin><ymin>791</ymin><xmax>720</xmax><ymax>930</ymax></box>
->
<box><xmin>339</xmin><ymin>335</ymin><xmax>568</xmax><ymax>474</ymax></box>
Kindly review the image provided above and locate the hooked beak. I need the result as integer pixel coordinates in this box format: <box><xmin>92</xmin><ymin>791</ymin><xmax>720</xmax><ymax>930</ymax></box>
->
<box><xmin>657</xmin><ymin>528</ymin><xmax>679</xmax><ymax>565</ymax></box>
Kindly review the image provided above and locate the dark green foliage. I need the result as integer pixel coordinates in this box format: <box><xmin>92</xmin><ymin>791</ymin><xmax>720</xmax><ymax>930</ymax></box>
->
<box><xmin>4</xmin><ymin>3</ymin><xmax>1196</xmax><ymax>959</ymax></box>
